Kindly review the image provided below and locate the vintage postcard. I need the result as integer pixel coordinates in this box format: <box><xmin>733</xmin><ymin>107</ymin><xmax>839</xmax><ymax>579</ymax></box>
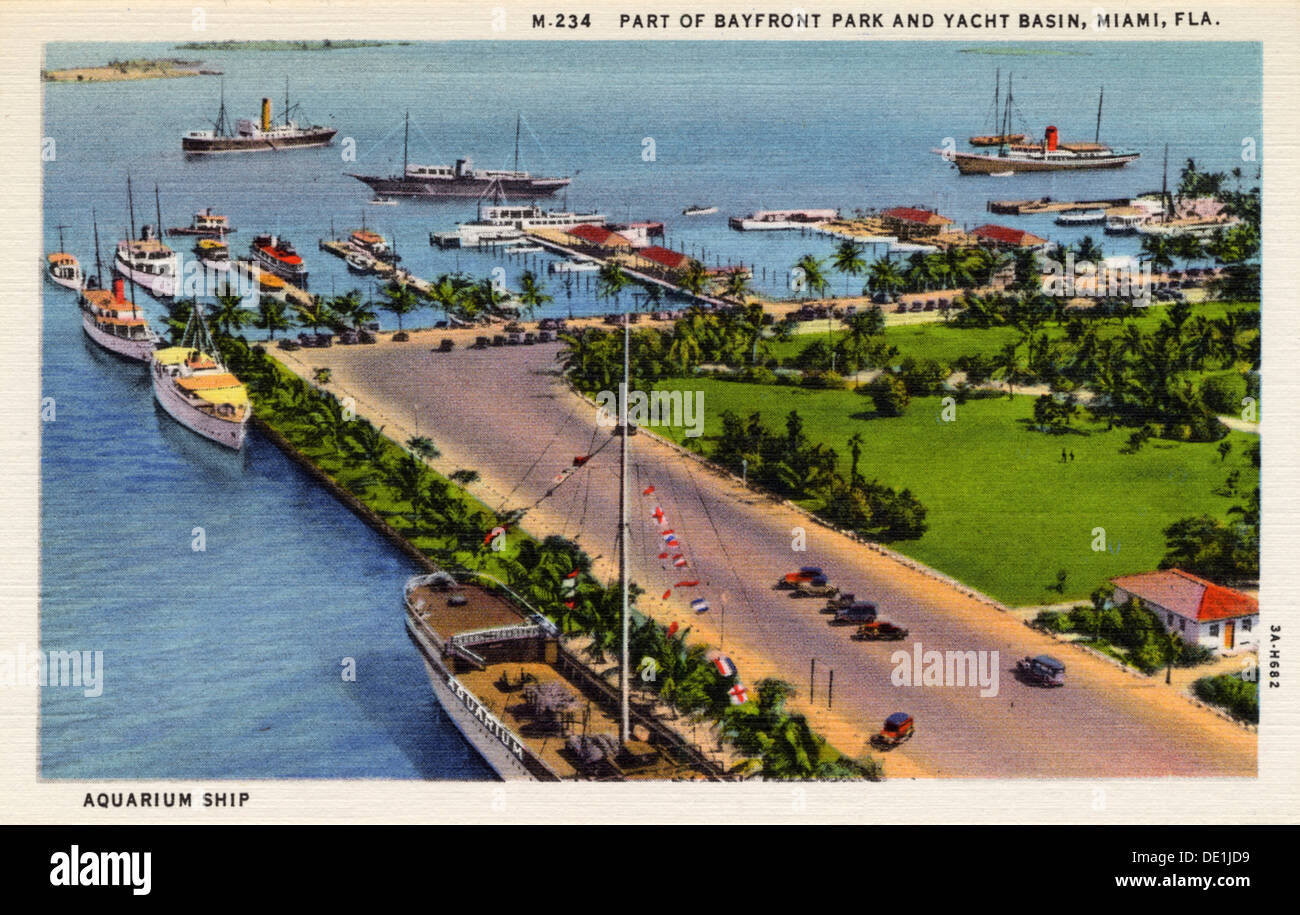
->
<box><xmin>2</xmin><ymin>0</ymin><xmax>1297</xmax><ymax>829</ymax></box>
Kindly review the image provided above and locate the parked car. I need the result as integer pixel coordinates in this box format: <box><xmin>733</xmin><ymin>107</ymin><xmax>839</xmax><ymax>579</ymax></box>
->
<box><xmin>1016</xmin><ymin>655</ymin><xmax>1066</xmax><ymax>687</ymax></box>
<box><xmin>832</xmin><ymin>601</ymin><xmax>878</xmax><ymax>625</ymax></box>
<box><xmin>792</xmin><ymin>576</ymin><xmax>838</xmax><ymax>599</ymax></box>
<box><xmin>777</xmin><ymin>566</ymin><xmax>824</xmax><ymax>589</ymax></box>
<box><xmin>437</xmin><ymin>338</ymin><xmax>455</xmax><ymax>352</ymax></box>
<box><xmin>852</xmin><ymin>621</ymin><xmax>909</xmax><ymax>641</ymax></box>
<box><xmin>537</xmin><ymin>330</ymin><xmax>553</xmax><ymax>343</ymax></box>
<box><xmin>506</xmin><ymin>331</ymin><xmax>523</xmax><ymax>345</ymax></box>
<box><xmin>612</xmin><ymin>422</ymin><xmax>639</xmax><ymax>436</ymax></box>
<box><xmin>524</xmin><ymin>332</ymin><xmax>537</xmax><ymax>345</ymax></box>
<box><xmin>472</xmin><ymin>336</ymin><xmax>490</xmax><ymax>349</ymax></box>
<box><xmin>491</xmin><ymin>334</ymin><xmax>507</xmax><ymax>347</ymax></box>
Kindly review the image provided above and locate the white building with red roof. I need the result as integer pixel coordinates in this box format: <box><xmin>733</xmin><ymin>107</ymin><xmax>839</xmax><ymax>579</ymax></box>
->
<box><xmin>1110</xmin><ymin>569</ymin><xmax>1259</xmax><ymax>654</ymax></box>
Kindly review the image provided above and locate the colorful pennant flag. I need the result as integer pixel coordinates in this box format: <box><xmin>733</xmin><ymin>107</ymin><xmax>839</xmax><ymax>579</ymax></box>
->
<box><xmin>667</xmin><ymin>621</ymin><xmax>680</xmax><ymax>637</ymax></box>
<box><xmin>712</xmin><ymin>655</ymin><xmax>737</xmax><ymax>678</ymax></box>
<box><xmin>691</xmin><ymin>597</ymin><xmax>710</xmax><ymax>613</ymax></box>
<box><xmin>729</xmin><ymin>682</ymin><xmax>749</xmax><ymax>705</ymax></box>
<box><xmin>662</xmin><ymin>589</ymin><xmax>672</xmax><ymax>600</ymax></box>
<box><xmin>676</xmin><ymin>579</ymin><xmax>700</xmax><ymax>588</ymax></box>
<box><xmin>643</xmin><ymin>485</ymin><xmax>655</xmax><ymax>496</ymax></box>
<box><xmin>672</xmin><ymin>555</ymin><xmax>688</xmax><ymax>568</ymax></box>
<box><xmin>651</xmin><ymin>506</ymin><xmax>665</xmax><ymax>523</ymax></box>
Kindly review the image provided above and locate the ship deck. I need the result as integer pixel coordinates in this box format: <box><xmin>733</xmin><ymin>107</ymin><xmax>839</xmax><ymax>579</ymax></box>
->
<box><xmin>407</xmin><ymin>580</ymin><xmax>526</xmax><ymax>640</ymax></box>
<box><xmin>456</xmin><ymin>660</ymin><xmax>710</xmax><ymax>780</ymax></box>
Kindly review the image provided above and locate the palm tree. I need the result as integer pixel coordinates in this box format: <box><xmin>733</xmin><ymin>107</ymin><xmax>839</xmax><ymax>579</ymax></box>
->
<box><xmin>677</xmin><ymin>260</ymin><xmax>709</xmax><ymax>298</ymax></box>
<box><xmin>331</xmin><ymin>289</ymin><xmax>375</xmax><ymax>332</ymax></box>
<box><xmin>865</xmin><ymin>258</ymin><xmax>904</xmax><ymax>300</ymax></box>
<box><xmin>596</xmin><ymin>261</ymin><xmax>630</xmax><ymax>305</ymax></box>
<box><xmin>723</xmin><ymin>269</ymin><xmax>752</xmax><ymax>304</ymax></box>
<box><xmin>406</xmin><ymin>435</ymin><xmax>440</xmax><ymax>461</ymax></box>
<box><xmin>666</xmin><ymin>321</ymin><xmax>703</xmax><ymax>376</ymax></box>
<box><xmin>793</xmin><ymin>254</ymin><xmax>828</xmax><ymax>301</ymax></box>
<box><xmin>1139</xmin><ymin>235</ymin><xmax>1174</xmax><ymax>277</ymax></box>
<box><xmin>847</xmin><ymin>431</ymin><xmax>865</xmax><ymax>486</ymax></box>
<box><xmin>516</xmin><ymin>269</ymin><xmax>552</xmax><ymax>320</ymax></box>
<box><xmin>427</xmin><ymin>273</ymin><xmax>465</xmax><ymax>323</ymax></box>
<box><xmin>831</xmin><ymin>240</ymin><xmax>867</xmax><ymax>295</ymax></box>
<box><xmin>294</xmin><ymin>295</ymin><xmax>334</xmax><ymax>336</ymax></box>
<box><xmin>378</xmin><ymin>280</ymin><xmax>420</xmax><ymax>334</ymax></box>
<box><xmin>253</xmin><ymin>297</ymin><xmax>294</xmax><ymax>341</ymax></box>
<box><xmin>209</xmin><ymin>293</ymin><xmax>252</xmax><ymax>338</ymax></box>
<box><xmin>1075</xmin><ymin>235</ymin><xmax>1104</xmax><ymax>266</ymax></box>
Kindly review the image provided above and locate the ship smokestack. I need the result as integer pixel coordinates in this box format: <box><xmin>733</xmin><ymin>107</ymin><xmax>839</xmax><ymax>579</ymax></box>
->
<box><xmin>1045</xmin><ymin>125</ymin><xmax>1059</xmax><ymax>152</ymax></box>
<box><xmin>112</xmin><ymin>277</ymin><xmax>125</xmax><ymax>303</ymax></box>
<box><xmin>261</xmin><ymin>98</ymin><xmax>272</xmax><ymax>132</ymax></box>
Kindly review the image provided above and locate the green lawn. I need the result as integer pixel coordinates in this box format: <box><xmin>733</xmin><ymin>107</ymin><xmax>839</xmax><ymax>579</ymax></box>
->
<box><xmin>767</xmin><ymin>300</ymin><xmax>1251</xmax><ymax>369</ymax></box>
<box><xmin>651</xmin><ymin>378</ymin><xmax>1253</xmax><ymax>606</ymax></box>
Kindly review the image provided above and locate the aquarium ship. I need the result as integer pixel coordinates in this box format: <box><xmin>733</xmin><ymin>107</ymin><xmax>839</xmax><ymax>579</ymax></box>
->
<box><xmin>182</xmin><ymin>82</ymin><xmax>336</xmax><ymax>154</ymax></box>
<box><xmin>403</xmin><ymin>311</ymin><xmax>725</xmax><ymax>781</ymax></box>
<box><xmin>150</xmin><ymin>305</ymin><xmax>251</xmax><ymax>450</ymax></box>
<box><xmin>348</xmin><ymin>114</ymin><xmax>570</xmax><ymax>200</ymax></box>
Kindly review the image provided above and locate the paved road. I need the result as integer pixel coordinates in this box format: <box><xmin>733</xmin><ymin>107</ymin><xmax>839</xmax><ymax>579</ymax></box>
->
<box><xmin>285</xmin><ymin>337</ymin><xmax>1257</xmax><ymax>778</ymax></box>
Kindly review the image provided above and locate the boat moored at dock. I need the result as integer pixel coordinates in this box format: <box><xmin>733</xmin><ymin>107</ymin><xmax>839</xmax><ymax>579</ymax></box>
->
<box><xmin>167</xmin><ymin>207</ymin><xmax>236</xmax><ymax>237</ymax></box>
<box><xmin>728</xmin><ymin>208</ymin><xmax>838</xmax><ymax>231</ymax></box>
<box><xmin>1055</xmin><ymin>208</ymin><xmax>1107</xmax><ymax>226</ymax></box>
<box><xmin>404</xmin><ymin>571</ymin><xmax>722</xmax><ymax>781</ymax></box>
<box><xmin>79</xmin><ymin>276</ymin><xmax>160</xmax><ymax>362</ymax></box>
<box><xmin>250</xmin><ymin>233</ymin><xmax>309</xmax><ymax>287</ymax></box>
<box><xmin>150</xmin><ymin>306</ymin><xmax>251</xmax><ymax>450</ymax></box>
<box><xmin>114</xmin><ymin>225</ymin><xmax>179</xmax><ymax>299</ymax></box>
<box><xmin>46</xmin><ymin>252</ymin><xmax>83</xmax><ymax>291</ymax></box>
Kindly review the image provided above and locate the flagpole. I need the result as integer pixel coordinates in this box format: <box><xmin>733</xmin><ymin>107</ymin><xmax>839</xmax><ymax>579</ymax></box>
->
<box><xmin>619</xmin><ymin>298</ymin><xmax>631</xmax><ymax>746</ymax></box>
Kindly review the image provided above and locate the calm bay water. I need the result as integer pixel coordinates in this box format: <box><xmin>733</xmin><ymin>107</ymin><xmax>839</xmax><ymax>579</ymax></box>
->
<box><xmin>40</xmin><ymin>41</ymin><xmax>1260</xmax><ymax>778</ymax></box>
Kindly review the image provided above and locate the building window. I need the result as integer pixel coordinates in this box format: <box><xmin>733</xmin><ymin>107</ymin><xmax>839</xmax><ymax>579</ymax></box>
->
<box><xmin>1179</xmin><ymin>619</ymin><xmax>1186</xmax><ymax>632</ymax></box>
<box><xmin>1210</xmin><ymin>624</ymin><xmax>1219</xmax><ymax>637</ymax></box>
<box><xmin>1167</xmin><ymin>613</ymin><xmax>1174</xmax><ymax>626</ymax></box>
<box><xmin>1242</xmin><ymin>618</ymin><xmax>1252</xmax><ymax>632</ymax></box>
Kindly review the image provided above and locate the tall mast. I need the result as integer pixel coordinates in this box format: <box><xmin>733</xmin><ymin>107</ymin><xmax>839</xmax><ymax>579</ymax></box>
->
<box><xmin>403</xmin><ymin>110</ymin><xmax>409</xmax><ymax>176</ymax></box>
<box><xmin>91</xmin><ymin>210</ymin><xmax>103</xmax><ymax>286</ymax></box>
<box><xmin>1095</xmin><ymin>86</ymin><xmax>1104</xmax><ymax>144</ymax></box>
<box><xmin>54</xmin><ymin>224</ymin><xmax>68</xmax><ymax>254</ymax></box>
<box><xmin>992</xmin><ymin>68</ymin><xmax>1000</xmax><ymax>134</ymax></box>
<box><xmin>126</xmin><ymin>173</ymin><xmax>137</xmax><ymax>242</ymax></box>
<box><xmin>999</xmin><ymin>75</ymin><xmax>1013</xmax><ymax>154</ymax></box>
<box><xmin>514</xmin><ymin>114</ymin><xmax>521</xmax><ymax>173</ymax></box>
<box><xmin>284</xmin><ymin>76</ymin><xmax>290</xmax><ymax>127</ymax></box>
<box><xmin>618</xmin><ymin>297</ymin><xmax>630</xmax><ymax>745</ymax></box>
<box><xmin>154</xmin><ymin>183</ymin><xmax>163</xmax><ymax>235</ymax></box>
<box><xmin>1161</xmin><ymin>144</ymin><xmax>1170</xmax><ymax>222</ymax></box>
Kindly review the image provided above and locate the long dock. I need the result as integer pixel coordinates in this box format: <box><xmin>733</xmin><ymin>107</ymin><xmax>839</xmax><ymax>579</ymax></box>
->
<box><xmin>988</xmin><ymin>196</ymin><xmax>1132</xmax><ymax>215</ymax></box>
<box><xmin>522</xmin><ymin>230</ymin><xmax>730</xmax><ymax>308</ymax></box>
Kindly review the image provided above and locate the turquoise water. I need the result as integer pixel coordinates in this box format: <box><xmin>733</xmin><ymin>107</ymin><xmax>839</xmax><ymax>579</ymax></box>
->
<box><xmin>40</xmin><ymin>41</ymin><xmax>1260</xmax><ymax>778</ymax></box>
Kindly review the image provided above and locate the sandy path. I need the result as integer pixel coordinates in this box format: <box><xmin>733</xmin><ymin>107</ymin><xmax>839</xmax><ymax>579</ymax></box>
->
<box><xmin>275</xmin><ymin>340</ymin><xmax>1256</xmax><ymax>779</ymax></box>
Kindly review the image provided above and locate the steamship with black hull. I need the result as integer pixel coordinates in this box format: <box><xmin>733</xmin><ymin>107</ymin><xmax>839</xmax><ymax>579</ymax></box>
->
<box><xmin>349</xmin><ymin>113</ymin><xmax>570</xmax><ymax>199</ymax></box>
<box><xmin>182</xmin><ymin>82</ymin><xmax>336</xmax><ymax>154</ymax></box>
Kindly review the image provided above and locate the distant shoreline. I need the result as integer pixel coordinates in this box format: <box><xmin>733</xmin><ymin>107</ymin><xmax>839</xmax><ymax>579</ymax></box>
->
<box><xmin>42</xmin><ymin>58</ymin><xmax>216</xmax><ymax>83</ymax></box>
<box><xmin>173</xmin><ymin>40</ymin><xmax>406</xmax><ymax>51</ymax></box>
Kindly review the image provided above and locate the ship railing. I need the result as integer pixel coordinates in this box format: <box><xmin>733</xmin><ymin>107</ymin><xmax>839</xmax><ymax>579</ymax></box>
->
<box><xmin>450</xmin><ymin>624</ymin><xmax>546</xmax><ymax>647</ymax></box>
